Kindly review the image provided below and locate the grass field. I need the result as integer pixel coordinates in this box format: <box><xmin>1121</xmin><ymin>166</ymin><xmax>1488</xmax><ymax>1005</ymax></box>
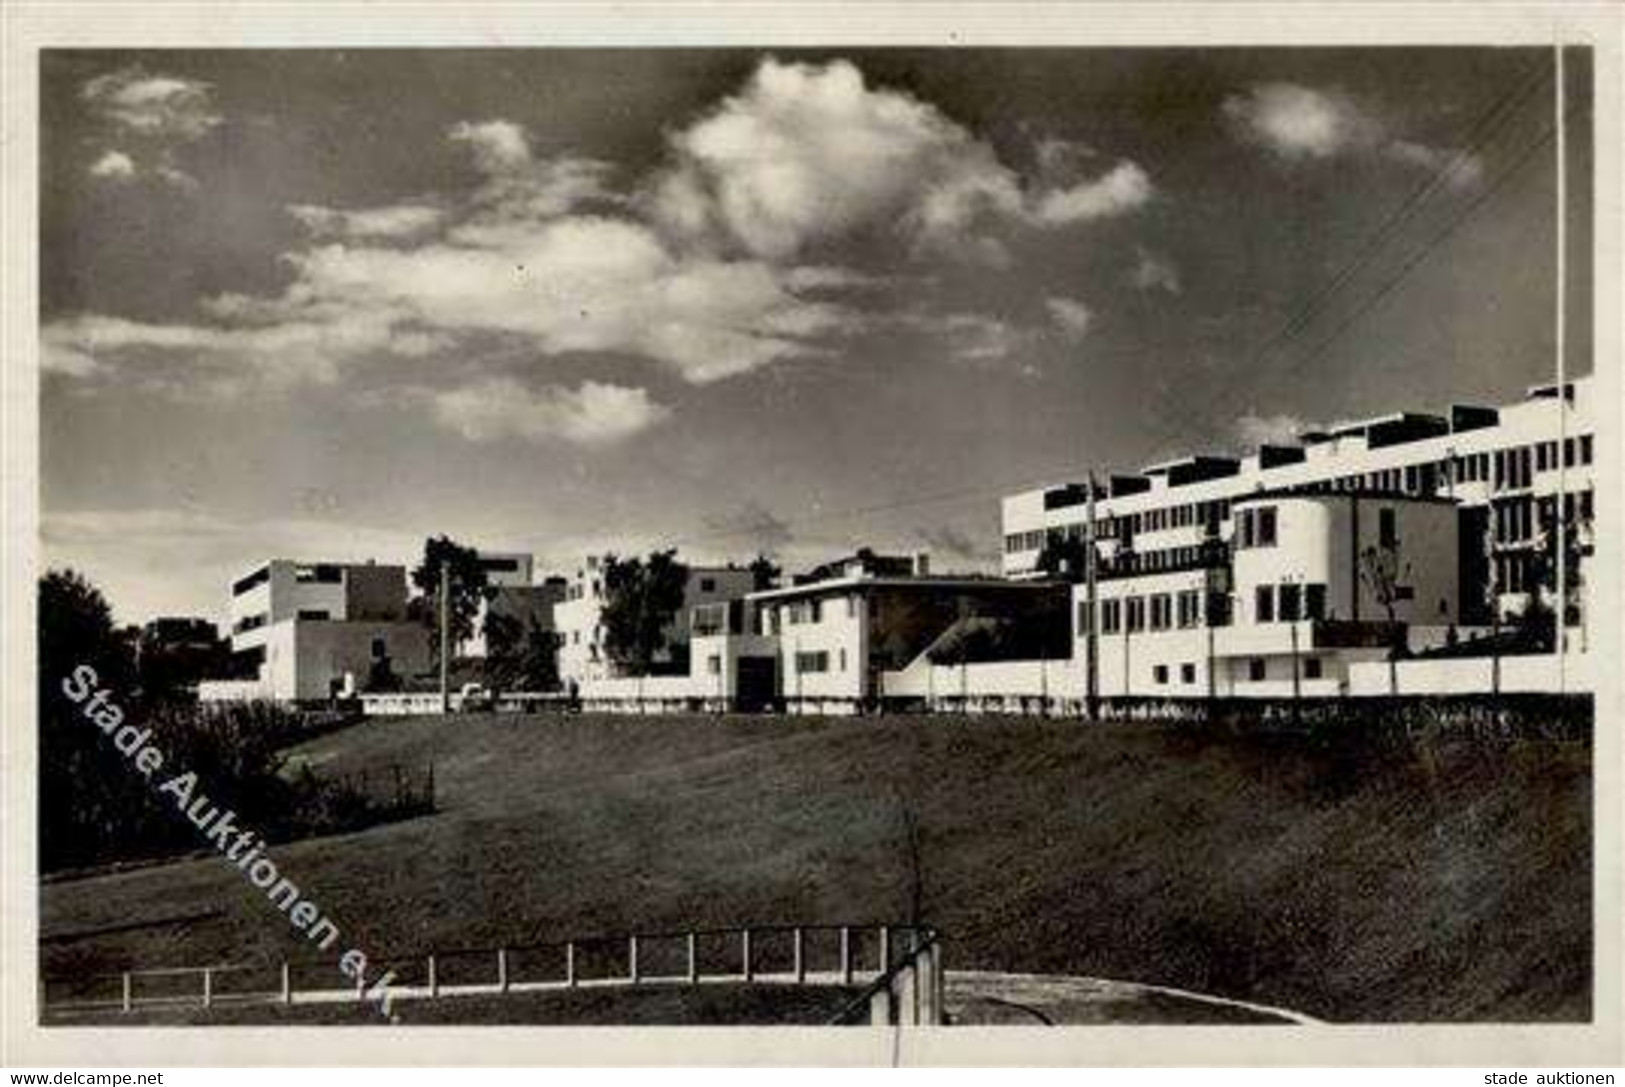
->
<box><xmin>39</xmin><ymin>711</ymin><xmax>1591</xmax><ymax>1023</ymax></box>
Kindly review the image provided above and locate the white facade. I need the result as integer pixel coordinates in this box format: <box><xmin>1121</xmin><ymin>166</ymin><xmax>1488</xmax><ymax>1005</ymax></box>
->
<box><xmin>556</xmin><ymin>557</ymin><xmax>758</xmax><ymax>688</ymax></box>
<box><xmin>1002</xmin><ymin>378</ymin><xmax>1598</xmax><ymax>632</ymax></box>
<box><xmin>215</xmin><ymin>559</ymin><xmax>424</xmax><ymax>702</ymax></box>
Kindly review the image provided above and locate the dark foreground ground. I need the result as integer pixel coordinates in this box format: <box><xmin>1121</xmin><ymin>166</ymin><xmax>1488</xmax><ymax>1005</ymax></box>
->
<box><xmin>39</xmin><ymin>712</ymin><xmax>1592</xmax><ymax>1023</ymax></box>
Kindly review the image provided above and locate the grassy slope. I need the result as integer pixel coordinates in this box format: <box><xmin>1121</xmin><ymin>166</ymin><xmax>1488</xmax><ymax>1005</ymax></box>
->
<box><xmin>39</xmin><ymin>713</ymin><xmax>1591</xmax><ymax>1022</ymax></box>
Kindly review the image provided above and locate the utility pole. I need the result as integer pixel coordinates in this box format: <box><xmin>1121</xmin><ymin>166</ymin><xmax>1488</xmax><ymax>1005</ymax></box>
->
<box><xmin>1289</xmin><ymin>618</ymin><xmax>1302</xmax><ymax>726</ymax></box>
<box><xmin>438</xmin><ymin>560</ymin><xmax>451</xmax><ymax>714</ymax></box>
<box><xmin>1084</xmin><ymin>472</ymin><xmax>1100</xmax><ymax>721</ymax></box>
<box><xmin>1553</xmin><ymin>39</ymin><xmax>1569</xmax><ymax>693</ymax></box>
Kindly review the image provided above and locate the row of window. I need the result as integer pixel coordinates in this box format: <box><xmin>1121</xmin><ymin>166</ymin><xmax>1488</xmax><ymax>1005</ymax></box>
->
<box><xmin>232</xmin><ymin>612</ymin><xmax>268</xmax><ymax>635</ymax></box>
<box><xmin>1100</xmin><ymin>542</ymin><xmax>1226</xmax><ymax>579</ymax></box>
<box><xmin>1082</xmin><ymin>581</ymin><xmax>1330</xmax><ymax>635</ymax></box>
<box><xmin>1087</xmin><ymin>588</ymin><xmax>1205</xmax><ymax>634</ymax></box>
<box><xmin>1233</xmin><ymin>505</ymin><xmax>1278</xmax><ymax>549</ymax></box>
<box><xmin>1141</xmin><ymin>658</ymin><xmax>1325</xmax><ymax>685</ymax></box>
<box><xmin>1005</xmin><ymin>433</ymin><xmax>1594</xmax><ymax>557</ymax></box>
<box><xmin>793</xmin><ymin>649</ymin><xmax>850</xmax><ymax>673</ymax></box>
<box><xmin>769</xmin><ymin>595</ymin><xmax>860</xmax><ymax>632</ymax></box>
<box><xmin>1254</xmin><ymin>582</ymin><xmax>1329</xmax><ymax>624</ymax></box>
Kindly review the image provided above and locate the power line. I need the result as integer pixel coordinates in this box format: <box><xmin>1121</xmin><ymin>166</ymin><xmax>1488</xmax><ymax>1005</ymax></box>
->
<box><xmin>1272</xmin><ymin>104</ymin><xmax>1582</xmax><ymax>388</ymax></box>
<box><xmin>667</xmin><ymin>65</ymin><xmax>1578</xmax><ymax>557</ymax></box>
<box><xmin>1151</xmin><ymin>59</ymin><xmax>1551</xmax><ymax>443</ymax></box>
<box><xmin>1251</xmin><ymin>63</ymin><xmax>1546</xmax><ymax>362</ymax></box>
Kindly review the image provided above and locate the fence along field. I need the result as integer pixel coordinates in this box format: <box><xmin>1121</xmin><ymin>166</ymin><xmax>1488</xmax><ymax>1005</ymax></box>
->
<box><xmin>43</xmin><ymin>922</ymin><xmax>946</xmax><ymax>1027</ymax></box>
<box><xmin>39</xmin><ymin>707</ymin><xmax>1592</xmax><ymax>1024</ymax></box>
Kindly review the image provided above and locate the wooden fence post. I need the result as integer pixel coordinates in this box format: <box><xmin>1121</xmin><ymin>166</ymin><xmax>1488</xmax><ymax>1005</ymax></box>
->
<box><xmin>281</xmin><ymin>962</ymin><xmax>292</xmax><ymax>1005</ymax></box>
<box><xmin>427</xmin><ymin>955</ymin><xmax>438</xmax><ymax>999</ymax></box>
<box><xmin>629</xmin><ymin>936</ymin><xmax>640</xmax><ymax>984</ymax></box>
<box><xmin>122</xmin><ymin>972</ymin><xmax>133</xmax><ymax>1013</ymax></box>
<box><xmin>742</xmin><ymin>929</ymin><xmax>753</xmax><ymax>982</ymax></box>
<box><xmin>498</xmin><ymin>948</ymin><xmax>510</xmax><ymax>993</ymax></box>
<box><xmin>840</xmin><ymin>926</ymin><xmax>853</xmax><ymax>986</ymax></box>
<box><xmin>879</xmin><ymin>926</ymin><xmax>890</xmax><ymax>972</ymax></box>
<box><xmin>793</xmin><ymin>927</ymin><xmax>805</xmax><ymax>984</ymax></box>
<box><xmin>202</xmin><ymin>968</ymin><xmax>213</xmax><ymax>1009</ymax></box>
<box><xmin>687</xmin><ymin>933</ymin><xmax>698</xmax><ymax>983</ymax></box>
<box><xmin>565</xmin><ymin>942</ymin><xmax>577</xmax><ymax>988</ymax></box>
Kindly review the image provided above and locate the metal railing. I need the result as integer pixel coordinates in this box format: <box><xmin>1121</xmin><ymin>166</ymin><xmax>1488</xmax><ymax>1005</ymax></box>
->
<box><xmin>40</xmin><ymin>921</ymin><xmax>936</xmax><ymax>1020</ymax></box>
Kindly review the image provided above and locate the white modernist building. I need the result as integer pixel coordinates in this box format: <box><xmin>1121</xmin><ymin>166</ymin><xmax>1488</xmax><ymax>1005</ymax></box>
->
<box><xmin>464</xmin><ymin>551</ymin><xmax>569</xmax><ymax>659</ymax></box>
<box><xmin>556</xmin><ymin>556</ymin><xmax>759</xmax><ymax>689</ymax></box>
<box><xmin>999</xmin><ymin>378</ymin><xmax>1598</xmax><ymax>700</ymax></box>
<box><xmin>577</xmin><ymin>550</ymin><xmax>1069</xmax><ymax>716</ymax></box>
<box><xmin>201</xmin><ymin>559</ymin><xmax>431</xmax><ymax>703</ymax></box>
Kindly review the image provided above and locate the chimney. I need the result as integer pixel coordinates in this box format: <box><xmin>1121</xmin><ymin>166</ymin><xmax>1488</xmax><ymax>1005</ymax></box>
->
<box><xmin>914</xmin><ymin>552</ymin><xmax>930</xmax><ymax>576</ymax></box>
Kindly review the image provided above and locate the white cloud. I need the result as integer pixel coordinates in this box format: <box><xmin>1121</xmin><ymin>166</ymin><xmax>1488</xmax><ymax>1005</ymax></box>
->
<box><xmin>939</xmin><ymin>312</ymin><xmax>1022</xmax><ymax>363</ymax></box>
<box><xmin>450</xmin><ymin>120</ymin><xmax>532</xmax><ymax>173</ymax></box>
<box><xmin>1045</xmin><ymin>296</ymin><xmax>1093</xmax><ymax>338</ymax></box>
<box><xmin>88</xmin><ymin>150</ymin><xmax>136</xmax><ymax>180</ymax></box>
<box><xmin>81</xmin><ymin>67</ymin><xmax>222</xmax><ymax>141</ymax></box>
<box><xmin>423</xmin><ymin>378</ymin><xmax>669</xmax><ymax>445</ymax></box>
<box><xmin>1131</xmin><ymin>247</ymin><xmax>1182</xmax><ymax>294</ymax></box>
<box><xmin>54</xmin><ymin>57</ymin><xmax>1151</xmax><ymax>429</ymax></box>
<box><xmin>650</xmin><ymin>58</ymin><xmax>1151</xmax><ymax>263</ymax></box>
<box><xmin>1031</xmin><ymin>161</ymin><xmax>1153</xmax><ymax>225</ymax></box>
<box><xmin>40</xmin><ymin>311</ymin><xmax>425</xmax><ymax>393</ymax></box>
<box><xmin>1385</xmin><ymin>139</ymin><xmax>1484</xmax><ymax>189</ymax></box>
<box><xmin>1224</xmin><ymin>83</ymin><xmax>1376</xmax><ymax>161</ymax></box>
<box><xmin>1235</xmin><ymin>410</ymin><xmax>1309</xmax><ymax>449</ymax></box>
<box><xmin>1224</xmin><ymin>82</ymin><xmax>1482</xmax><ymax>187</ymax></box>
<box><xmin>289</xmin><ymin>202</ymin><xmax>446</xmax><ymax>241</ymax></box>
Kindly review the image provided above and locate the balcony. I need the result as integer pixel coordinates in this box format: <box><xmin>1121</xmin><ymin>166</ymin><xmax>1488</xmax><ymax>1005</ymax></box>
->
<box><xmin>1097</xmin><ymin>539</ymin><xmax>1230</xmax><ymax>582</ymax></box>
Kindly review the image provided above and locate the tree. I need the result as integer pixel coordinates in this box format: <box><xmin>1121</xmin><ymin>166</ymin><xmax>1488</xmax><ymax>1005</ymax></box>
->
<box><xmin>748</xmin><ymin>554</ymin><xmax>781</xmax><ymax>592</ymax></box>
<box><xmin>1358</xmin><ymin>542</ymin><xmax>1412</xmax><ymax>695</ymax></box>
<box><xmin>38</xmin><ymin>570</ymin><xmax>164</xmax><ymax>869</ymax></box>
<box><xmin>1528</xmin><ymin>501</ymin><xmax>1590</xmax><ymax>636</ymax></box>
<box><xmin>409</xmin><ymin>536</ymin><xmax>493</xmax><ymax>663</ymax></box>
<box><xmin>482</xmin><ymin>613</ymin><xmax>562</xmax><ymax>691</ymax></box>
<box><xmin>1035</xmin><ymin>535</ymin><xmax>1091</xmax><ymax>583</ymax></box>
<box><xmin>600</xmin><ymin>549</ymin><xmax>690</xmax><ymax>676</ymax></box>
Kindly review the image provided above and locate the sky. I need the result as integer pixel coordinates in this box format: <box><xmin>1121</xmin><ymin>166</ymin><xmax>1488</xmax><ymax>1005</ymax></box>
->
<box><xmin>38</xmin><ymin>47</ymin><xmax>1594</xmax><ymax>625</ymax></box>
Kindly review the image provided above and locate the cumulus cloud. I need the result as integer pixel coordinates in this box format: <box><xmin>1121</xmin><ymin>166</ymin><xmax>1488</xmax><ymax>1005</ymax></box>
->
<box><xmin>1234</xmin><ymin>410</ymin><xmax>1310</xmax><ymax>449</ymax></box>
<box><xmin>88</xmin><ymin>150</ymin><xmax>136</xmax><ymax>180</ymax></box>
<box><xmin>650</xmin><ymin>58</ymin><xmax>1152</xmax><ymax>263</ymax></box>
<box><xmin>81</xmin><ymin>67</ymin><xmax>222</xmax><ymax>141</ymax></box>
<box><xmin>422</xmin><ymin>377</ymin><xmax>669</xmax><ymax>445</ymax></box>
<box><xmin>1224</xmin><ymin>82</ymin><xmax>1482</xmax><ymax>186</ymax></box>
<box><xmin>53</xmin><ymin>57</ymin><xmax>1151</xmax><ymax>434</ymax></box>
<box><xmin>1045</xmin><ymin>296</ymin><xmax>1093</xmax><ymax>338</ymax></box>
<box><xmin>1130</xmin><ymin>247</ymin><xmax>1182</xmax><ymax>294</ymax></box>
<box><xmin>80</xmin><ymin>66</ymin><xmax>221</xmax><ymax>191</ymax></box>
<box><xmin>1030</xmin><ymin>161</ymin><xmax>1153</xmax><ymax>225</ymax></box>
<box><xmin>450</xmin><ymin>120</ymin><xmax>532</xmax><ymax>173</ymax></box>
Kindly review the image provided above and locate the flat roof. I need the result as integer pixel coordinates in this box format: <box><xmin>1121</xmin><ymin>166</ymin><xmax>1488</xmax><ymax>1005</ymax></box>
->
<box><xmin>1231</xmin><ymin>487</ymin><xmax>1458</xmax><ymax>507</ymax></box>
<box><xmin>748</xmin><ymin>575</ymin><xmax>1060</xmax><ymax>602</ymax></box>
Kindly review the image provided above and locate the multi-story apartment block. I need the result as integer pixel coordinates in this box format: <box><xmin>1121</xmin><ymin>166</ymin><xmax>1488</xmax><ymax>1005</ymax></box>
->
<box><xmin>208</xmin><ymin>559</ymin><xmax>429</xmax><ymax>702</ymax></box>
<box><xmin>998</xmin><ymin>378</ymin><xmax>1597</xmax><ymax>698</ymax></box>
<box><xmin>556</xmin><ymin>556</ymin><xmax>758</xmax><ymax>688</ymax></box>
